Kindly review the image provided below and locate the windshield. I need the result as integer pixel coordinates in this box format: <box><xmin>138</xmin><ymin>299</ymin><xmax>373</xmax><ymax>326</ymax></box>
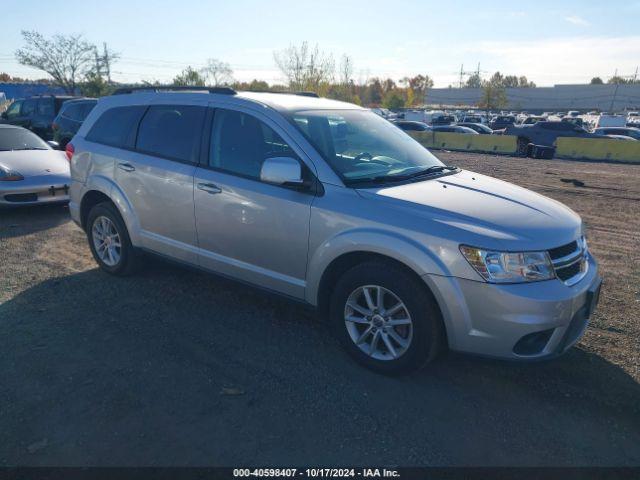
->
<box><xmin>288</xmin><ymin>109</ymin><xmax>442</xmax><ymax>183</ymax></box>
<box><xmin>0</xmin><ymin>128</ymin><xmax>50</xmax><ymax>151</ymax></box>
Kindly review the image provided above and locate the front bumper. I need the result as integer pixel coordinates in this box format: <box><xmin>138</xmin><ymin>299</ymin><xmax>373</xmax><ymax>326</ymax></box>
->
<box><xmin>0</xmin><ymin>173</ymin><xmax>70</xmax><ymax>207</ymax></box>
<box><xmin>425</xmin><ymin>253</ymin><xmax>601</xmax><ymax>360</ymax></box>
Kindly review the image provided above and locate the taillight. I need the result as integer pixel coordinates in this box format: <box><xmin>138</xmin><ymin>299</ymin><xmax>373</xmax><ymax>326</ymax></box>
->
<box><xmin>65</xmin><ymin>142</ymin><xmax>75</xmax><ymax>162</ymax></box>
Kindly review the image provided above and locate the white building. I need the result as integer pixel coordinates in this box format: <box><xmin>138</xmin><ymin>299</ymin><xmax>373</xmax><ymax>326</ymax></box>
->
<box><xmin>425</xmin><ymin>84</ymin><xmax>640</xmax><ymax>112</ymax></box>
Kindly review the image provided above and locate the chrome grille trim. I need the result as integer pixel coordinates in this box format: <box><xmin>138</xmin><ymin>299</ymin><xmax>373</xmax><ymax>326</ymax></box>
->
<box><xmin>550</xmin><ymin>237</ymin><xmax>588</xmax><ymax>286</ymax></box>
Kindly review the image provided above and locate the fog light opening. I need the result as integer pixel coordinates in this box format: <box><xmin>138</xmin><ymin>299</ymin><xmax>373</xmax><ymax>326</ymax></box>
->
<box><xmin>513</xmin><ymin>329</ymin><xmax>554</xmax><ymax>356</ymax></box>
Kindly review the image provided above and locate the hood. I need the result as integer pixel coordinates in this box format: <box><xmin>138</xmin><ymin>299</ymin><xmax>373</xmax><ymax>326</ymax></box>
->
<box><xmin>0</xmin><ymin>150</ymin><xmax>69</xmax><ymax>177</ymax></box>
<box><xmin>357</xmin><ymin>169</ymin><xmax>582</xmax><ymax>250</ymax></box>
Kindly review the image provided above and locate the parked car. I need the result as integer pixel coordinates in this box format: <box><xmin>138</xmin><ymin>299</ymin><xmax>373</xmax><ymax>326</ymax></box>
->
<box><xmin>370</xmin><ymin>107</ymin><xmax>397</xmax><ymax>121</ymax></box>
<box><xmin>505</xmin><ymin>121</ymin><xmax>606</xmax><ymax>155</ymax></box>
<box><xmin>561</xmin><ymin>117</ymin><xmax>585</xmax><ymax>128</ymax></box>
<box><xmin>520</xmin><ymin>116</ymin><xmax>544</xmax><ymax>125</ymax></box>
<box><xmin>489</xmin><ymin>115</ymin><xmax>516</xmax><ymax>130</ymax></box>
<box><xmin>431</xmin><ymin>125</ymin><xmax>479</xmax><ymax>134</ymax></box>
<box><xmin>52</xmin><ymin>98</ymin><xmax>97</xmax><ymax>148</ymax></box>
<box><xmin>457</xmin><ymin>122</ymin><xmax>494</xmax><ymax>134</ymax></box>
<box><xmin>0</xmin><ymin>124</ymin><xmax>70</xmax><ymax>207</ymax></box>
<box><xmin>460</xmin><ymin>114</ymin><xmax>485</xmax><ymax>124</ymax></box>
<box><xmin>394</xmin><ymin>120</ymin><xmax>431</xmax><ymax>132</ymax></box>
<box><xmin>594</xmin><ymin>115</ymin><xmax>627</xmax><ymax>128</ymax></box>
<box><xmin>0</xmin><ymin>95</ymin><xmax>77</xmax><ymax>140</ymax></box>
<box><xmin>593</xmin><ymin>126</ymin><xmax>640</xmax><ymax>140</ymax></box>
<box><xmin>68</xmin><ymin>87</ymin><xmax>601</xmax><ymax>374</ymax></box>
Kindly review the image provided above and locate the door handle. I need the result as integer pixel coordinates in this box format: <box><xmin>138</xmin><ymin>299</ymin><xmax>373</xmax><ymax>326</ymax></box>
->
<box><xmin>118</xmin><ymin>163</ymin><xmax>136</xmax><ymax>172</ymax></box>
<box><xmin>197</xmin><ymin>182</ymin><xmax>222</xmax><ymax>194</ymax></box>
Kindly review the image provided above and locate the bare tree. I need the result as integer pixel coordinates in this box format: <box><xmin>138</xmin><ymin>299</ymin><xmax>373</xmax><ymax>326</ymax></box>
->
<box><xmin>201</xmin><ymin>58</ymin><xmax>234</xmax><ymax>86</ymax></box>
<box><xmin>339</xmin><ymin>54</ymin><xmax>353</xmax><ymax>86</ymax></box>
<box><xmin>15</xmin><ymin>31</ymin><xmax>96</xmax><ymax>94</ymax></box>
<box><xmin>274</xmin><ymin>42</ymin><xmax>335</xmax><ymax>92</ymax></box>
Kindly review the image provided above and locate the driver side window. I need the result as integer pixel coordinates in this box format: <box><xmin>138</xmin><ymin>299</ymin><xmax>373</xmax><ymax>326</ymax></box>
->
<box><xmin>209</xmin><ymin>109</ymin><xmax>296</xmax><ymax>180</ymax></box>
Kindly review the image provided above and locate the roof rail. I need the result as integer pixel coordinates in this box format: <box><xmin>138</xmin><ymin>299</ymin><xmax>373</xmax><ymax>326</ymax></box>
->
<box><xmin>294</xmin><ymin>91</ymin><xmax>319</xmax><ymax>98</ymax></box>
<box><xmin>246</xmin><ymin>90</ymin><xmax>320</xmax><ymax>98</ymax></box>
<box><xmin>111</xmin><ymin>86</ymin><xmax>237</xmax><ymax>96</ymax></box>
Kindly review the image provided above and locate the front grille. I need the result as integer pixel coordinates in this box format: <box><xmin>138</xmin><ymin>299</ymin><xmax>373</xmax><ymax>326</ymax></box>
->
<box><xmin>4</xmin><ymin>193</ymin><xmax>38</xmax><ymax>203</ymax></box>
<box><xmin>548</xmin><ymin>241</ymin><xmax>578</xmax><ymax>260</ymax></box>
<box><xmin>548</xmin><ymin>237</ymin><xmax>588</xmax><ymax>286</ymax></box>
<box><xmin>556</xmin><ymin>260</ymin><xmax>583</xmax><ymax>281</ymax></box>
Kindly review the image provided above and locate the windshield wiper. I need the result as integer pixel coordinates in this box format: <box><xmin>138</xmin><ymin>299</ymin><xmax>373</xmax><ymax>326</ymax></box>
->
<box><xmin>400</xmin><ymin>165</ymin><xmax>458</xmax><ymax>179</ymax></box>
<box><xmin>344</xmin><ymin>165</ymin><xmax>458</xmax><ymax>186</ymax></box>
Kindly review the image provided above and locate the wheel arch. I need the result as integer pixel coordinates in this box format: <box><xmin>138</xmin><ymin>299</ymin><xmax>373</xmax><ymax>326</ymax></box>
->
<box><xmin>79</xmin><ymin>176</ymin><xmax>141</xmax><ymax>244</ymax></box>
<box><xmin>315</xmin><ymin>250</ymin><xmax>449</xmax><ymax>349</ymax></box>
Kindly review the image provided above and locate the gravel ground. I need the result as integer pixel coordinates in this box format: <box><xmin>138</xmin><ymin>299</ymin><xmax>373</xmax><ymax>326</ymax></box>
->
<box><xmin>0</xmin><ymin>152</ymin><xmax>639</xmax><ymax>466</ymax></box>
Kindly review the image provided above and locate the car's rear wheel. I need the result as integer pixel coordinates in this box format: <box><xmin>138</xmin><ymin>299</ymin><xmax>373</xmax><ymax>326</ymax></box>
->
<box><xmin>330</xmin><ymin>261</ymin><xmax>443</xmax><ymax>375</ymax></box>
<box><xmin>86</xmin><ymin>202</ymin><xmax>139</xmax><ymax>276</ymax></box>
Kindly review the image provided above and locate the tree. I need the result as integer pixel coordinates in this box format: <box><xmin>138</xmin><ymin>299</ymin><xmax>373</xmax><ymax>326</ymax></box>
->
<box><xmin>273</xmin><ymin>41</ymin><xmax>335</xmax><ymax>93</ymax></box>
<box><xmin>590</xmin><ymin>77</ymin><xmax>604</xmax><ymax>85</ymax></box>
<box><xmin>479</xmin><ymin>79</ymin><xmax>508</xmax><ymax>112</ymax></box>
<box><xmin>607</xmin><ymin>75</ymin><xmax>637</xmax><ymax>85</ymax></box>
<box><xmin>201</xmin><ymin>58</ymin><xmax>234</xmax><ymax>86</ymax></box>
<box><xmin>382</xmin><ymin>89</ymin><xmax>405</xmax><ymax>109</ymax></box>
<box><xmin>465</xmin><ymin>72</ymin><xmax>482</xmax><ymax>88</ymax></box>
<box><xmin>173</xmin><ymin>66</ymin><xmax>206</xmax><ymax>86</ymax></box>
<box><xmin>15</xmin><ymin>31</ymin><xmax>96</xmax><ymax>94</ymax></box>
<box><xmin>80</xmin><ymin>71</ymin><xmax>113</xmax><ymax>97</ymax></box>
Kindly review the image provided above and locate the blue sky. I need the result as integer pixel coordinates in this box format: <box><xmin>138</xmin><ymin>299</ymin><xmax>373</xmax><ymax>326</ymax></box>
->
<box><xmin>2</xmin><ymin>0</ymin><xmax>639</xmax><ymax>87</ymax></box>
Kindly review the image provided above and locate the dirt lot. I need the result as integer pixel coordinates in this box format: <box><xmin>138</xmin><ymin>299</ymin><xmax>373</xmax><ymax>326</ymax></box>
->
<box><xmin>1</xmin><ymin>152</ymin><xmax>639</xmax><ymax>466</ymax></box>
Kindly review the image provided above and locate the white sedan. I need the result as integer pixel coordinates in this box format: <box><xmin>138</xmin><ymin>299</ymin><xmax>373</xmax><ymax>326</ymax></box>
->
<box><xmin>0</xmin><ymin>124</ymin><xmax>70</xmax><ymax>207</ymax></box>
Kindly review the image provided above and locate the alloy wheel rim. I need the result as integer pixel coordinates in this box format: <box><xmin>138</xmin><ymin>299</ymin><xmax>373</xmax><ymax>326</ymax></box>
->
<box><xmin>91</xmin><ymin>216</ymin><xmax>122</xmax><ymax>267</ymax></box>
<box><xmin>344</xmin><ymin>285</ymin><xmax>413</xmax><ymax>361</ymax></box>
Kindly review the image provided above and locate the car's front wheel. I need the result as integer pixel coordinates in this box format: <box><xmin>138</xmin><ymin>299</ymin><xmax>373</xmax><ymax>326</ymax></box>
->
<box><xmin>86</xmin><ymin>202</ymin><xmax>139</xmax><ymax>276</ymax></box>
<box><xmin>330</xmin><ymin>261</ymin><xmax>443</xmax><ymax>375</ymax></box>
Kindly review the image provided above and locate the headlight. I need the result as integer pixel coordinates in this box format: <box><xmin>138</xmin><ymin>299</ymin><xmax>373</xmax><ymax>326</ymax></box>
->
<box><xmin>0</xmin><ymin>166</ymin><xmax>24</xmax><ymax>181</ymax></box>
<box><xmin>460</xmin><ymin>245</ymin><xmax>555</xmax><ymax>283</ymax></box>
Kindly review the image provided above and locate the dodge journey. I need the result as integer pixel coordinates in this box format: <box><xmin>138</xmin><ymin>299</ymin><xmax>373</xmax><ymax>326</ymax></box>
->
<box><xmin>68</xmin><ymin>87</ymin><xmax>601</xmax><ymax>374</ymax></box>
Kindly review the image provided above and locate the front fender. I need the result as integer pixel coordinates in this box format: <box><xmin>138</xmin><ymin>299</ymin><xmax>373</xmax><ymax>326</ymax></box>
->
<box><xmin>305</xmin><ymin>227</ymin><xmax>449</xmax><ymax>306</ymax></box>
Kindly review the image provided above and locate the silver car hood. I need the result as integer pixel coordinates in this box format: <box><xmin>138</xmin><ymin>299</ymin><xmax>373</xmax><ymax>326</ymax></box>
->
<box><xmin>356</xmin><ymin>169</ymin><xmax>582</xmax><ymax>250</ymax></box>
<box><xmin>0</xmin><ymin>150</ymin><xmax>70</xmax><ymax>177</ymax></box>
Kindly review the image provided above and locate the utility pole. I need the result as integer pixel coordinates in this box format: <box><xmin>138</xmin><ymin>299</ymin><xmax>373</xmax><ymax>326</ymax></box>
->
<box><xmin>459</xmin><ymin>64</ymin><xmax>464</xmax><ymax>89</ymax></box>
<box><xmin>103</xmin><ymin>43</ymin><xmax>112</xmax><ymax>84</ymax></box>
<box><xmin>610</xmin><ymin>69</ymin><xmax>620</xmax><ymax>113</ymax></box>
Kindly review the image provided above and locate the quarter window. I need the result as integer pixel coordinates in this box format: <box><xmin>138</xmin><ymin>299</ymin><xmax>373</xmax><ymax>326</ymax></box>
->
<box><xmin>5</xmin><ymin>101</ymin><xmax>22</xmax><ymax>119</ymax></box>
<box><xmin>86</xmin><ymin>106</ymin><xmax>146</xmax><ymax>148</ymax></box>
<box><xmin>136</xmin><ymin>105</ymin><xmax>206</xmax><ymax>163</ymax></box>
<box><xmin>209</xmin><ymin>109</ymin><xmax>296</xmax><ymax>179</ymax></box>
<box><xmin>62</xmin><ymin>104</ymin><xmax>83</xmax><ymax>121</ymax></box>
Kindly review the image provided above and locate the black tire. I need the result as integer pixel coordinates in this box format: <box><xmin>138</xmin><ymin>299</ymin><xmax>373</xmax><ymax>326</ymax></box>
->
<box><xmin>517</xmin><ymin>137</ymin><xmax>530</xmax><ymax>157</ymax></box>
<box><xmin>86</xmin><ymin>201</ymin><xmax>139</xmax><ymax>276</ymax></box>
<box><xmin>329</xmin><ymin>261</ymin><xmax>444</xmax><ymax>375</ymax></box>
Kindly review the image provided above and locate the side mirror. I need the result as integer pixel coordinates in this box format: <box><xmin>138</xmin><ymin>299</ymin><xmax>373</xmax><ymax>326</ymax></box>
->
<box><xmin>260</xmin><ymin>156</ymin><xmax>305</xmax><ymax>188</ymax></box>
<box><xmin>47</xmin><ymin>140</ymin><xmax>60</xmax><ymax>150</ymax></box>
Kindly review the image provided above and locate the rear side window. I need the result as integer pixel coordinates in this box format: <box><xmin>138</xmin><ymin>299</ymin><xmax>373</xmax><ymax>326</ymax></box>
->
<box><xmin>136</xmin><ymin>105</ymin><xmax>206</xmax><ymax>163</ymax></box>
<box><xmin>22</xmin><ymin>99</ymin><xmax>36</xmax><ymax>116</ymax></box>
<box><xmin>61</xmin><ymin>104</ymin><xmax>83</xmax><ymax>121</ymax></box>
<box><xmin>86</xmin><ymin>106</ymin><xmax>146</xmax><ymax>148</ymax></box>
<box><xmin>37</xmin><ymin>98</ymin><xmax>55</xmax><ymax>116</ymax></box>
<box><xmin>80</xmin><ymin>102</ymin><xmax>97</xmax><ymax>120</ymax></box>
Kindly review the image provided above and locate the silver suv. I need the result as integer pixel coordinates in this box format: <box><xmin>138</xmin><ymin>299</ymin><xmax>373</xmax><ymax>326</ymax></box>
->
<box><xmin>68</xmin><ymin>87</ymin><xmax>602</xmax><ymax>374</ymax></box>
